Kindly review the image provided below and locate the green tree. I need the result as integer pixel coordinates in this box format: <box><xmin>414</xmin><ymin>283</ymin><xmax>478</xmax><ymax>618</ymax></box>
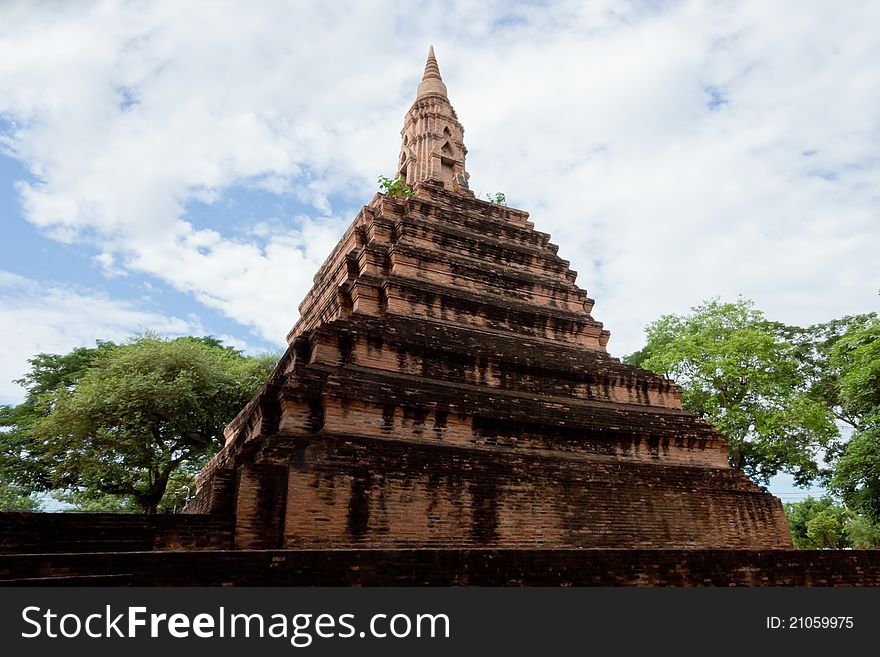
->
<box><xmin>806</xmin><ymin>509</ymin><xmax>846</xmax><ymax>549</ymax></box>
<box><xmin>828</xmin><ymin>315</ymin><xmax>880</xmax><ymax>420</ymax></box>
<box><xmin>1</xmin><ymin>335</ymin><xmax>276</xmax><ymax>513</ymax></box>
<box><xmin>781</xmin><ymin>313</ymin><xmax>877</xmax><ymax>443</ymax></box>
<box><xmin>0</xmin><ymin>480</ymin><xmax>42</xmax><ymax>512</ymax></box>
<box><xmin>826</xmin><ymin>317</ymin><xmax>880</xmax><ymax>523</ymax></box>
<box><xmin>833</xmin><ymin>423</ymin><xmax>880</xmax><ymax>523</ymax></box>
<box><xmin>0</xmin><ymin>342</ymin><xmax>116</xmax><ymax>495</ymax></box>
<box><xmin>784</xmin><ymin>496</ymin><xmax>852</xmax><ymax>549</ymax></box>
<box><xmin>845</xmin><ymin>513</ymin><xmax>880</xmax><ymax>549</ymax></box>
<box><xmin>625</xmin><ymin>298</ymin><xmax>836</xmax><ymax>486</ymax></box>
<box><xmin>51</xmin><ymin>461</ymin><xmax>198</xmax><ymax>512</ymax></box>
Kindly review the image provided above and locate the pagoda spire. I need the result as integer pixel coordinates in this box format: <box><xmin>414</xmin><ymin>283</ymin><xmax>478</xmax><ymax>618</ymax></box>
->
<box><xmin>397</xmin><ymin>46</ymin><xmax>470</xmax><ymax>193</ymax></box>
<box><xmin>417</xmin><ymin>45</ymin><xmax>448</xmax><ymax>99</ymax></box>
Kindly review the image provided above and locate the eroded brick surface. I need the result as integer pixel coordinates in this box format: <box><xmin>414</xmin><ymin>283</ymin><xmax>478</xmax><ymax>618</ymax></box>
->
<box><xmin>189</xmin><ymin>177</ymin><xmax>793</xmax><ymax>553</ymax></box>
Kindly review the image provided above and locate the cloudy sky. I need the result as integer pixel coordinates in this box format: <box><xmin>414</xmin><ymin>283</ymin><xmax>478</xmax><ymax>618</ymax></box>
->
<box><xmin>1</xmin><ymin>0</ymin><xmax>878</xmax><ymax>429</ymax></box>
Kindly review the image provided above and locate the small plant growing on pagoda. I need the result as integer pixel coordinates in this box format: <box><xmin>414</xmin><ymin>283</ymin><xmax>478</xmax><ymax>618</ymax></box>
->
<box><xmin>378</xmin><ymin>175</ymin><xmax>414</xmax><ymax>199</ymax></box>
<box><xmin>486</xmin><ymin>192</ymin><xmax>507</xmax><ymax>205</ymax></box>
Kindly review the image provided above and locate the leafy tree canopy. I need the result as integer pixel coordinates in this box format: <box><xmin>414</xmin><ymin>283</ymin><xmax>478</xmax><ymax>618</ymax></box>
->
<box><xmin>0</xmin><ymin>341</ymin><xmax>116</xmax><ymax>507</ymax></box>
<box><xmin>0</xmin><ymin>480</ymin><xmax>42</xmax><ymax>512</ymax></box>
<box><xmin>625</xmin><ymin>298</ymin><xmax>836</xmax><ymax>486</ymax></box>
<box><xmin>784</xmin><ymin>496</ymin><xmax>880</xmax><ymax>549</ymax></box>
<box><xmin>830</xmin><ymin>316</ymin><xmax>880</xmax><ymax>422</ymax></box>
<box><xmin>782</xmin><ymin>313</ymin><xmax>878</xmax><ymax>436</ymax></box>
<box><xmin>0</xmin><ymin>334</ymin><xmax>276</xmax><ymax>513</ymax></box>
<box><xmin>818</xmin><ymin>316</ymin><xmax>880</xmax><ymax>524</ymax></box>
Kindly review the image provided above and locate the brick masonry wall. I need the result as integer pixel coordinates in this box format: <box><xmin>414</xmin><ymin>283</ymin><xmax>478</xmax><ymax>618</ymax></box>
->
<box><xmin>315</xmin><ymin>395</ymin><xmax>727</xmax><ymax>468</ymax></box>
<box><xmin>232</xmin><ymin>434</ymin><xmax>791</xmax><ymax>550</ymax></box>
<box><xmin>188</xmin><ymin>183</ymin><xmax>793</xmax><ymax>554</ymax></box>
<box><xmin>351</xmin><ymin>331</ymin><xmax>681</xmax><ymax>410</ymax></box>
<box><xmin>0</xmin><ymin>513</ymin><xmax>233</xmax><ymax>553</ymax></box>
<box><xmin>3</xmin><ymin>548</ymin><xmax>880</xmax><ymax>586</ymax></box>
<box><xmin>287</xmin><ymin>187</ymin><xmax>611</xmax><ymax>352</ymax></box>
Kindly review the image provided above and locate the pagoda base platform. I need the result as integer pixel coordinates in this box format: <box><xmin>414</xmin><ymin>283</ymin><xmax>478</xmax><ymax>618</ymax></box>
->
<box><xmin>4</xmin><ymin>543</ymin><xmax>880</xmax><ymax>586</ymax></box>
<box><xmin>3</xmin><ymin>513</ymin><xmax>878</xmax><ymax>586</ymax></box>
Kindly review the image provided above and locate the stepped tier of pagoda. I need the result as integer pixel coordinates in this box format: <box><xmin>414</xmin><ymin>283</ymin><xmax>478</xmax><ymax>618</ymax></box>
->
<box><xmin>185</xmin><ymin>48</ymin><xmax>792</xmax><ymax>552</ymax></box>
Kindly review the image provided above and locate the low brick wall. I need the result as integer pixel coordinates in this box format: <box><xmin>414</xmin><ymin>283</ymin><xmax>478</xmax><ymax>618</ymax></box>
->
<box><xmin>3</xmin><ymin>548</ymin><xmax>880</xmax><ymax>586</ymax></box>
<box><xmin>0</xmin><ymin>513</ymin><xmax>233</xmax><ymax>554</ymax></box>
<box><xmin>227</xmin><ymin>434</ymin><xmax>791</xmax><ymax>551</ymax></box>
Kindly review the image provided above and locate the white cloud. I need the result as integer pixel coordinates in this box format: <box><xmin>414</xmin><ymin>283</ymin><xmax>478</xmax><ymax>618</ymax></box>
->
<box><xmin>0</xmin><ymin>271</ymin><xmax>198</xmax><ymax>404</ymax></box>
<box><xmin>454</xmin><ymin>0</ymin><xmax>880</xmax><ymax>351</ymax></box>
<box><xmin>92</xmin><ymin>252</ymin><xmax>127</xmax><ymax>278</ymax></box>
<box><xmin>0</xmin><ymin>0</ymin><xmax>878</xmax><ymax>358</ymax></box>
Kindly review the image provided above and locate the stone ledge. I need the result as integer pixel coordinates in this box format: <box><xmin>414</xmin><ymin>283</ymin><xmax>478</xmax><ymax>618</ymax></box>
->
<box><xmin>0</xmin><ymin>513</ymin><xmax>234</xmax><ymax>554</ymax></box>
<box><xmin>3</xmin><ymin>548</ymin><xmax>880</xmax><ymax>586</ymax></box>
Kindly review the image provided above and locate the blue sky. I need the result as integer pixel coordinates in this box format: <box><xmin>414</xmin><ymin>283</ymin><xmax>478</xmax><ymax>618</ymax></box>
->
<box><xmin>1</xmin><ymin>1</ymin><xmax>878</xmax><ymax>501</ymax></box>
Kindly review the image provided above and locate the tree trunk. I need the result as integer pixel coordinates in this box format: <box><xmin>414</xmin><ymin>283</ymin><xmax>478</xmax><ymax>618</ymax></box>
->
<box><xmin>138</xmin><ymin>466</ymin><xmax>173</xmax><ymax>514</ymax></box>
<box><xmin>729</xmin><ymin>445</ymin><xmax>744</xmax><ymax>471</ymax></box>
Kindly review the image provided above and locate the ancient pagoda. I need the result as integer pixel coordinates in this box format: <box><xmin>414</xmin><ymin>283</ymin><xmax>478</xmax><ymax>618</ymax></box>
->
<box><xmin>185</xmin><ymin>47</ymin><xmax>792</xmax><ymax>552</ymax></box>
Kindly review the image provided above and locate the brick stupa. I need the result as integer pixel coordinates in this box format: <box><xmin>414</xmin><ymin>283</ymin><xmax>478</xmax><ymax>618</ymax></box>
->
<box><xmin>186</xmin><ymin>48</ymin><xmax>793</xmax><ymax>552</ymax></box>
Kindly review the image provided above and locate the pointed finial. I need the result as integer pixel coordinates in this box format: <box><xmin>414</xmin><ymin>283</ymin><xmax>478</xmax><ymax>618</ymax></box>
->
<box><xmin>424</xmin><ymin>45</ymin><xmax>440</xmax><ymax>79</ymax></box>
<box><xmin>417</xmin><ymin>45</ymin><xmax>448</xmax><ymax>99</ymax></box>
